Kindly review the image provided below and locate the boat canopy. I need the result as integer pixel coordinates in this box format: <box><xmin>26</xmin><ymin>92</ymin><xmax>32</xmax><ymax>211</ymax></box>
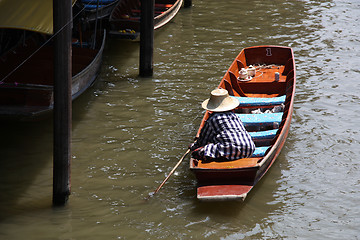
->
<box><xmin>0</xmin><ymin>0</ymin><xmax>77</xmax><ymax>35</ymax></box>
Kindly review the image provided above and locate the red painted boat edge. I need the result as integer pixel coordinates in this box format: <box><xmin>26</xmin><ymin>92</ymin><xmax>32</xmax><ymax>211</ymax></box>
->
<box><xmin>197</xmin><ymin>185</ymin><xmax>253</xmax><ymax>201</ymax></box>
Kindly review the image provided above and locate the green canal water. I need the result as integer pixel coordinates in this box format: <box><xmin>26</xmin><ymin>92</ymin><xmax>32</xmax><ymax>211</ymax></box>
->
<box><xmin>1</xmin><ymin>0</ymin><xmax>360</xmax><ymax>239</ymax></box>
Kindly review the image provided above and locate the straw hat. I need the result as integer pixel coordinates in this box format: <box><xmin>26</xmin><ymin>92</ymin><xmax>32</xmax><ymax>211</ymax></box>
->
<box><xmin>202</xmin><ymin>89</ymin><xmax>239</xmax><ymax>112</ymax></box>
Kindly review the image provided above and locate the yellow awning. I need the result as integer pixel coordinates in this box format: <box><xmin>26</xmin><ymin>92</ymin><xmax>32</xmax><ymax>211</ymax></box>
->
<box><xmin>0</xmin><ymin>0</ymin><xmax>76</xmax><ymax>35</ymax></box>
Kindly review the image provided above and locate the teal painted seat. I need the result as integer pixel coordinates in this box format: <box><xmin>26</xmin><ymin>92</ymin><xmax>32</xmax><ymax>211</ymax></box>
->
<box><xmin>236</xmin><ymin>113</ymin><xmax>283</xmax><ymax>127</ymax></box>
<box><xmin>249</xmin><ymin>129</ymin><xmax>278</xmax><ymax>140</ymax></box>
<box><xmin>234</xmin><ymin>95</ymin><xmax>285</xmax><ymax>107</ymax></box>
<box><xmin>82</xmin><ymin>0</ymin><xmax>115</xmax><ymax>4</ymax></box>
<box><xmin>84</xmin><ymin>4</ymin><xmax>106</xmax><ymax>9</ymax></box>
<box><xmin>251</xmin><ymin>146</ymin><xmax>270</xmax><ymax>157</ymax></box>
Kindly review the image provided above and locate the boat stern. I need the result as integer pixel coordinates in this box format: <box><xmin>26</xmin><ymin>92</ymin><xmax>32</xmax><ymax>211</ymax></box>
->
<box><xmin>197</xmin><ymin>185</ymin><xmax>252</xmax><ymax>201</ymax></box>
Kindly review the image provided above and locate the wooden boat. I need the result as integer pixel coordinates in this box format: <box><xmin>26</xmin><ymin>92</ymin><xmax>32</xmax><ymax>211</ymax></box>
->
<box><xmin>108</xmin><ymin>0</ymin><xmax>183</xmax><ymax>39</ymax></box>
<box><xmin>190</xmin><ymin>45</ymin><xmax>296</xmax><ymax>201</ymax></box>
<box><xmin>76</xmin><ymin>0</ymin><xmax>119</xmax><ymax>22</ymax></box>
<box><xmin>0</xmin><ymin>28</ymin><xmax>106</xmax><ymax>121</ymax></box>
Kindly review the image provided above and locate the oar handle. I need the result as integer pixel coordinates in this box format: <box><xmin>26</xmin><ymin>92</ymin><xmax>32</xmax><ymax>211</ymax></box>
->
<box><xmin>152</xmin><ymin>149</ymin><xmax>191</xmax><ymax>196</ymax></box>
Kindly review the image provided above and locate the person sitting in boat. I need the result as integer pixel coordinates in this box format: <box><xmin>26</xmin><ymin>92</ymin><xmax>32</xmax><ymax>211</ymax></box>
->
<box><xmin>189</xmin><ymin>88</ymin><xmax>255</xmax><ymax>162</ymax></box>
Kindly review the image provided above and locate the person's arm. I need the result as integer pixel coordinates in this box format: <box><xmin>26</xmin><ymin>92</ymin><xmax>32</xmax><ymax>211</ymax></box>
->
<box><xmin>189</xmin><ymin>115</ymin><xmax>213</xmax><ymax>150</ymax></box>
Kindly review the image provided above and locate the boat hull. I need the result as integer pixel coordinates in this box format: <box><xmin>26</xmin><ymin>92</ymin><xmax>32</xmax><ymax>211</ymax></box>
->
<box><xmin>78</xmin><ymin>0</ymin><xmax>119</xmax><ymax>22</ymax></box>
<box><xmin>108</xmin><ymin>0</ymin><xmax>183</xmax><ymax>39</ymax></box>
<box><xmin>0</xmin><ymin>30</ymin><xmax>106</xmax><ymax>121</ymax></box>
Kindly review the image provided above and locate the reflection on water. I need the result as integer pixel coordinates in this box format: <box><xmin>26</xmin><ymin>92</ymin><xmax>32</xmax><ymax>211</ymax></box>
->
<box><xmin>1</xmin><ymin>0</ymin><xmax>360</xmax><ymax>239</ymax></box>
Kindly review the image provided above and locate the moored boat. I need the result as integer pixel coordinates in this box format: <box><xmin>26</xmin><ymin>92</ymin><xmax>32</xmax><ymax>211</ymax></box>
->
<box><xmin>190</xmin><ymin>45</ymin><xmax>296</xmax><ymax>201</ymax></box>
<box><xmin>108</xmin><ymin>0</ymin><xmax>183</xmax><ymax>39</ymax></box>
<box><xmin>76</xmin><ymin>0</ymin><xmax>119</xmax><ymax>22</ymax></box>
<box><xmin>0</xmin><ymin>1</ymin><xmax>106</xmax><ymax>121</ymax></box>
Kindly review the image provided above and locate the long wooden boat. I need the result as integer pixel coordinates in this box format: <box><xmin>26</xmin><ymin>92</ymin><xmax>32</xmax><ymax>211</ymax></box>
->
<box><xmin>190</xmin><ymin>45</ymin><xmax>296</xmax><ymax>201</ymax></box>
<box><xmin>108</xmin><ymin>0</ymin><xmax>183</xmax><ymax>39</ymax></box>
<box><xmin>76</xmin><ymin>0</ymin><xmax>119</xmax><ymax>22</ymax></box>
<box><xmin>0</xmin><ymin>29</ymin><xmax>106</xmax><ymax>121</ymax></box>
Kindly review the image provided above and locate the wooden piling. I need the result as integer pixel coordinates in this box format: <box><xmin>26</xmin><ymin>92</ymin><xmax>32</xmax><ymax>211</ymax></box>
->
<box><xmin>184</xmin><ymin>0</ymin><xmax>192</xmax><ymax>8</ymax></box>
<box><xmin>139</xmin><ymin>0</ymin><xmax>154</xmax><ymax>77</ymax></box>
<box><xmin>52</xmin><ymin>0</ymin><xmax>72</xmax><ymax>206</ymax></box>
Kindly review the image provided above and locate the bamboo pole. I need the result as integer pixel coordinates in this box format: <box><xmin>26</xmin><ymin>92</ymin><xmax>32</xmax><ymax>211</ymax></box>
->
<box><xmin>149</xmin><ymin>149</ymin><xmax>191</xmax><ymax>199</ymax></box>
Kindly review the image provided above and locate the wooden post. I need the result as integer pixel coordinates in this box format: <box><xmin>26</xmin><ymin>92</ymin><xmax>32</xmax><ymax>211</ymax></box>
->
<box><xmin>53</xmin><ymin>0</ymin><xmax>72</xmax><ymax>206</ymax></box>
<box><xmin>139</xmin><ymin>0</ymin><xmax>154</xmax><ymax>77</ymax></box>
<box><xmin>184</xmin><ymin>0</ymin><xmax>192</xmax><ymax>8</ymax></box>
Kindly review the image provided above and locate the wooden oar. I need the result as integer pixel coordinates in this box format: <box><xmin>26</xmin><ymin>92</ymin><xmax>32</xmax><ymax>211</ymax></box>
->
<box><xmin>149</xmin><ymin>148</ymin><xmax>191</xmax><ymax>198</ymax></box>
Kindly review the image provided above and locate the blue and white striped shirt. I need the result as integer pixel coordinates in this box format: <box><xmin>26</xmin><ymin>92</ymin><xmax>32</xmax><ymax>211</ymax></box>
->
<box><xmin>193</xmin><ymin>112</ymin><xmax>255</xmax><ymax>160</ymax></box>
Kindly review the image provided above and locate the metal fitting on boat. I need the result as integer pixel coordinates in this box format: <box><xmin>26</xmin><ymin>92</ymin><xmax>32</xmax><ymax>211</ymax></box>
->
<box><xmin>275</xmin><ymin>72</ymin><xmax>280</xmax><ymax>81</ymax></box>
<box><xmin>247</xmin><ymin>65</ymin><xmax>256</xmax><ymax>77</ymax></box>
<box><xmin>238</xmin><ymin>68</ymin><xmax>248</xmax><ymax>80</ymax></box>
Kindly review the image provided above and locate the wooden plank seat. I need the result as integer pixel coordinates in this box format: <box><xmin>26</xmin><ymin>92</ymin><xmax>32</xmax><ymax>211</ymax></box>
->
<box><xmin>249</xmin><ymin>129</ymin><xmax>277</xmax><ymax>141</ymax></box>
<box><xmin>194</xmin><ymin>146</ymin><xmax>269</xmax><ymax>168</ymax></box>
<box><xmin>236</xmin><ymin>112</ymin><xmax>283</xmax><ymax>127</ymax></box>
<box><xmin>234</xmin><ymin>95</ymin><xmax>285</xmax><ymax>107</ymax></box>
<box><xmin>197</xmin><ymin>157</ymin><xmax>260</xmax><ymax>169</ymax></box>
<box><xmin>81</xmin><ymin>0</ymin><xmax>116</xmax><ymax>4</ymax></box>
<box><xmin>84</xmin><ymin>4</ymin><xmax>107</xmax><ymax>9</ymax></box>
<box><xmin>252</xmin><ymin>146</ymin><xmax>270</xmax><ymax>157</ymax></box>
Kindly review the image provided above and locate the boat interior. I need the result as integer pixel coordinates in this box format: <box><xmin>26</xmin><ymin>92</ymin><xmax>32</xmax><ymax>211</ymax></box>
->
<box><xmin>0</xmin><ymin>31</ymin><xmax>100</xmax><ymax>87</ymax></box>
<box><xmin>191</xmin><ymin>48</ymin><xmax>295</xmax><ymax>171</ymax></box>
<box><xmin>0</xmin><ymin>28</ymin><xmax>103</xmax><ymax>111</ymax></box>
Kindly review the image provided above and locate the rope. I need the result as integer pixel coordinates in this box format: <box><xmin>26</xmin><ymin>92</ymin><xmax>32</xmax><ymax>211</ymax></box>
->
<box><xmin>251</xmin><ymin>64</ymin><xmax>281</xmax><ymax>80</ymax></box>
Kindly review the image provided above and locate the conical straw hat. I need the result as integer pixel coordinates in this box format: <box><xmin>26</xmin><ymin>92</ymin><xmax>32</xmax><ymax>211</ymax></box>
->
<box><xmin>202</xmin><ymin>89</ymin><xmax>239</xmax><ymax>112</ymax></box>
